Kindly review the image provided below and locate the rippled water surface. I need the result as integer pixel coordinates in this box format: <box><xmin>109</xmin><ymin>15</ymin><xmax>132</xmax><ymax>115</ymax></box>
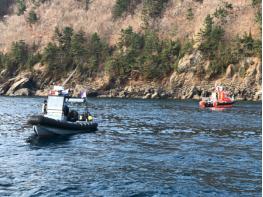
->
<box><xmin>0</xmin><ymin>96</ymin><xmax>261</xmax><ymax>196</ymax></box>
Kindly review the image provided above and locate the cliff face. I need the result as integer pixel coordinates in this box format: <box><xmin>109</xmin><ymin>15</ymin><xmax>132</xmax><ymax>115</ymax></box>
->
<box><xmin>0</xmin><ymin>0</ymin><xmax>261</xmax><ymax>100</ymax></box>
<box><xmin>0</xmin><ymin>55</ymin><xmax>260</xmax><ymax>100</ymax></box>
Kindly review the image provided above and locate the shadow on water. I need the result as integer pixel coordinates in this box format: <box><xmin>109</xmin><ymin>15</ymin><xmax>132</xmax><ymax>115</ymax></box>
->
<box><xmin>26</xmin><ymin>134</ymin><xmax>72</xmax><ymax>147</ymax></box>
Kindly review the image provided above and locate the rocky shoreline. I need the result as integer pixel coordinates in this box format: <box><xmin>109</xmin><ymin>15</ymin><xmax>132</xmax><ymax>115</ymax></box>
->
<box><xmin>0</xmin><ymin>82</ymin><xmax>261</xmax><ymax>101</ymax></box>
<box><xmin>0</xmin><ymin>75</ymin><xmax>261</xmax><ymax>101</ymax></box>
<box><xmin>0</xmin><ymin>56</ymin><xmax>261</xmax><ymax>101</ymax></box>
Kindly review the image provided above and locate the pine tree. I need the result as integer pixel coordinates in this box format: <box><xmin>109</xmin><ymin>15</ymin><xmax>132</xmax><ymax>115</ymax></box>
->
<box><xmin>70</xmin><ymin>32</ymin><xmax>87</xmax><ymax>67</ymax></box>
<box><xmin>198</xmin><ymin>15</ymin><xmax>224</xmax><ymax>58</ymax></box>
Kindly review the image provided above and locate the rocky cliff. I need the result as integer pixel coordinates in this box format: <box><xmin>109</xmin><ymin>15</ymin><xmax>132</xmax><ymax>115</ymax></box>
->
<box><xmin>0</xmin><ymin>0</ymin><xmax>261</xmax><ymax>100</ymax></box>
<box><xmin>0</xmin><ymin>55</ymin><xmax>261</xmax><ymax>100</ymax></box>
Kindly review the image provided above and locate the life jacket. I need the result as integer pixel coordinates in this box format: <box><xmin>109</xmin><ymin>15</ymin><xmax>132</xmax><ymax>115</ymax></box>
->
<box><xmin>88</xmin><ymin>115</ymin><xmax>93</xmax><ymax>121</ymax></box>
<box><xmin>218</xmin><ymin>91</ymin><xmax>225</xmax><ymax>101</ymax></box>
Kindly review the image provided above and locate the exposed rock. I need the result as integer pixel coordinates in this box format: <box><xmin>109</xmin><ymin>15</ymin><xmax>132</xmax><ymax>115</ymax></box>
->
<box><xmin>0</xmin><ymin>69</ymin><xmax>7</xmax><ymax>78</ymax></box>
<box><xmin>0</xmin><ymin>78</ymin><xmax>16</xmax><ymax>95</ymax></box>
<box><xmin>231</xmin><ymin>74</ymin><xmax>239</xmax><ymax>83</ymax></box>
<box><xmin>238</xmin><ymin>58</ymin><xmax>253</xmax><ymax>77</ymax></box>
<box><xmin>109</xmin><ymin>89</ymin><xmax>118</xmax><ymax>97</ymax></box>
<box><xmin>118</xmin><ymin>91</ymin><xmax>127</xmax><ymax>98</ymax></box>
<box><xmin>254</xmin><ymin>91</ymin><xmax>262</xmax><ymax>101</ymax></box>
<box><xmin>246</xmin><ymin>64</ymin><xmax>257</xmax><ymax>77</ymax></box>
<box><xmin>13</xmin><ymin>88</ymin><xmax>30</xmax><ymax>96</ymax></box>
<box><xmin>86</xmin><ymin>91</ymin><xmax>98</xmax><ymax>97</ymax></box>
<box><xmin>225</xmin><ymin>64</ymin><xmax>236</xmax><ymax>78</ymax></box>
<box><xmin>160</xmin><ymin>92</ymin><xmax>167</xmax><ymax>98</ymax></box>
<box><xmin>143</xmin><ymin>93</ymin><xmax>151</xmax><ymax>99</ymax></box>
<box><xmin>169</xmin><ymin>72</ymin><xmax>178</xmax><ymax>85</ymax></box>
<box><xmin>184</xmin><ymin>86</ymin><xmax>199</xmax><ymax>99</ymax></box>
<box><xmin>255</xmin><ymin>61</ymin><xmax>262</xmax><ymax>86</ymax></box>
<box><xmin>144</xmin><ymin>87</ymin><xmax>154</xmax><ymax>94</ymax></box>
<box><xmin>151</xmin><ymin>92</ymin><xmax>159</xmax><ymax>99</ymax></box>
<box><xmin>33</xmin><ymin>63</ymin><xmax>46</xmax><ymax>72</ymax></box>
<box><xmin>235</xmin><ymin>96</ymin><xmax>245</xmax><ymax>101</ymax></box>
<box><xmin>177</xmin><ymin>50</ymin><xmax>203</xmax><ymax>73</ymax></box>
<box><xmin>124</xmin><ymin>86</ymin><xmax>133</xmax><ymax>93</ymax></box>
<box><xmin>244</xmin><ymin>57</ymin><xmax>255</xmax><ymax>67</ymax></box>
<box><xmin>97</xmin><ymin>95</ymin><xmax>108</xmax><ymax>98</ymax></box>
<box><xmin>0</xmin><ymin>55</ymin><xmax>261</xmax><ymax>101</ymax></box>
<box><xmin>72</xmin><ymin>84</ymin><xmax>85</xmax><ymax>97</ymax></box>
<box><xmin>35</xmin><ymin>89</ymin><xmax>49</xmax><ymax>96</ymax></box>
<box><xmin>192</xmin><ymin>95</ymin><xmax>200</xmax><ymax>100</ymax></box>
<box><xmin>6</xmin><ymin>77</ymin><xmax>31</xmax><ymax>96</ymax></box>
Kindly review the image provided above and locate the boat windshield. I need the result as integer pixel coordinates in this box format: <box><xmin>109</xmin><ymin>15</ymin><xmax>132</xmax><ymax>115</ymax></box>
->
<box><xmin>65</xmin><ymin>97</ymin><xmax>89</xmax><ymax>113</ymax></box>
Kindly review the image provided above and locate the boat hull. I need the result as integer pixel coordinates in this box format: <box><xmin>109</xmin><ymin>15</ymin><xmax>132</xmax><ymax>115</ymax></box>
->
<box><xmin>28</xmin><ymin>115</ymin><xmax>98</xmax><ymax>137</ymax></box>
<box><xmin>33</xmin><ymin>125</ymin><xmax>96</xmax><ymax>137</ymax></box>
<box><xmin>199</xmin><ymin>100</ymin><xmax>234</xmax><ymax>108</ymax></box>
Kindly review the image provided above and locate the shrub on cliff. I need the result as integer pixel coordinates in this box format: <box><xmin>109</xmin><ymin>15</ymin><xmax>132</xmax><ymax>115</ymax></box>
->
<box><xmin>55</xmin><ymin>27</ymin><xmax>74</xmax><ymax>52</ymax></box>
<box><xmin>106</xmin><ymin>27</ymin><xmax>143</xmax><ymax>77</ymax></box>
<box><xmin>44</xmin><ymin>27</ymin><xmax>76</xmax><ymax>73</ymax></box>
<box><xmin>213</xmin><ymin>2</ymin><xmax>233</xmax><ymax>24</ymax></box>
<box><xmin>16</xmin><ymin>0</ymin><xmax>26</xmax><ymax>16</ymax></box>
<box><xmin>197</xmin><ymin>15</ymin><xmax>239</xmax><ymax>76</ymax></box>
<box><xmin>10</xmin><ymin>40</ymin><xmax>29</xmax><ymax>68</ymax></box>
<box><xmin>198</xmin><ymin>14</ymin><xmax>225</xmax><ymax>59</ymax></box>
<box><xmin>208</xmin><ymin>44</ymin><xmax>237</xmax><ymax>77</ymax></box>
<box><xmin>2</xmin><ymin>22</ymin><xmax>260</xmax><ymax>82</ymax></box>
<box><xmin>106</xmin><ymin>27</ymin><xmax>179</xmax><ymax>79</ymax></box>
<box><xmin>0</xmin><ymin>52</ymin><xmax>6</xmax><ymax>70</ymax></box>
<box><xmin>27</xmin><ymin>10</ymin><xmax>38</xmax><ymax>25</ymax></box>
<box><xmin>112</xmin><ymin>0</ymin><xmax>129</xmax><ymax>19</ymax></box>
<box><xmin>82</xmin><ymin>32</ymin><xmax>110</xmax><ymax>75</ymax></box>
<box><xmin>142</xmin><ymin>30</ymin><xmax>180</xmax><ymax>79</ymax></box>
<box><xmin>142</xmin><ymin>0</ymin><xmax>169</xmax><ymax>18</ymax></box>
<box><xmin>112</xmin><ymin>0</ymin><xmax>141</xmax><ymax>19</ymax></box>
<box><xmin>118</xmin><ymin>27</ymin><xmax>144</xmax><ymax>53</ymax></box>
<box><xmin>198</xmin><ymin>15</ymin><xmax>261</xmax><ymax>77</ymax></box>
<box><xmin>41</xmin><ymin>43</ymin><xmax>61</xmax><ymax>73</ymax></box>
<box><xmin>70</xmin><ymin>31</ymin><xmax>87</xmax><ymax>69</ymax></box>
<box><xmin>233</xmin><ymin>32</ymin><xmax>262</xmax><ymax>58</ymax></box>
<box><xmin>42</xmin><ymin>28</ymin><xmax>75</xmax><ymax>75</ymax></box>
<box><xmin>74</xmin><ymin>0</ymin><xmax>90</xmax><ymax>10</ymax></box>
<box><xmin>0</xmin><ymin>40</ymin><xmax>40</xmax><ymax>75</ymax></box>
<box><xmin>0</xmin><ymin>54</ymin><xmax>15</xmax><ymax>75</ymax></box>
<box><xmin>186</xmin><ymin>8</ymin><xmax>194</xmax><ymax>20</ymax></box>
<box><xmin>255</xmin><ymin>9</ymin><xmax>262</xmax><ymax>30</ymax></box>
<box><xmin>252</xmin><ymin>0</ymin><xmax>261</xmax><ymax>6</ymax></box>
<box><xmin>26</xmin><ymin>52</ymin><xmax>41</xmax><ymax>69</ymax></box>
<box><xmin>42</xmin><ymin>27</ymin><xmax>110</xmax><ymax>77</ymax></box>
<box><xmin>141</xmin><ymin>30</ymin><xmax>173</xmax><ymax>79</ymax></box>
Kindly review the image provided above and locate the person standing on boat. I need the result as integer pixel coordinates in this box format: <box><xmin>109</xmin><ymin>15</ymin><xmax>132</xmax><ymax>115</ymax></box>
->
<box><xmin>217</xmin><ymin>86</ymin><xmax>226</xmax><ymax>101</ymax></box>
<box><xmin>42</xmin><ymin>100</ymin><xmax>47</xmax><ymax>114</ymax></box>
<box><xmin>63</xmin><ymin>104</ymin><xmax>69</xmax><ymax>117</ymax></box>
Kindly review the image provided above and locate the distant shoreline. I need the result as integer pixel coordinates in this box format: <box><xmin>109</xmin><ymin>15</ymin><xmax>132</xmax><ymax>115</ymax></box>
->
<box><xmin>0</xmin><ymin>95</ymin><xmax>261</xmax><ymax>102</ymax></box>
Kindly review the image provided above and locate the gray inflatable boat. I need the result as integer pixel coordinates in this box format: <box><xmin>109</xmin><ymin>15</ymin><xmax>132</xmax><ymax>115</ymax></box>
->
<box><xmin>28</xmin><ymin>115</ymin><xmax>98</xmax><ymax>137</ymax></box>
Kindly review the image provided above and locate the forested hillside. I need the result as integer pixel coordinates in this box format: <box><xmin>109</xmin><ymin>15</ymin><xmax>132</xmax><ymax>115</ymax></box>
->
<box><xmin>0</xmin><ymin>0</ymin><xmax>261</xmax><ymax>100</ymax></box>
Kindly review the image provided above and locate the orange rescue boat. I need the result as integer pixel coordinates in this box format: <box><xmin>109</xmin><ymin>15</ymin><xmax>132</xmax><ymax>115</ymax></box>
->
<box><xmin>199</xmin><ymin>86</ymin><xmax>234</xmax><ymax>109</ymax></box>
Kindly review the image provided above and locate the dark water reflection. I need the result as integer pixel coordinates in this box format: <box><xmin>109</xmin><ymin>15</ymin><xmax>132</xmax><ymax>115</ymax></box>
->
<box><xmin>0</xmin><ymin>96</ymin><xmax>261</xmax><ymax>196</ymax></box>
